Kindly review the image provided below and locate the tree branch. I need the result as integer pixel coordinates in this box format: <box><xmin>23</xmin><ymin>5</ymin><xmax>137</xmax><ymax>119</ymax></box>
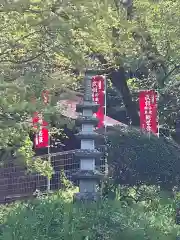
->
<box><xmin>94</xmin><ymin>53</ymin><xmax>140</xmax><ymax>126</ymax></box>
<box><xmin>160</xmin><ymin>64</ymin><xmax>180</xmax><ymax>85</ymax></box>
<box><xmin>0</xmin><ymin>51</ymin><xmax>45</xmax><ymax>64</ymax></box>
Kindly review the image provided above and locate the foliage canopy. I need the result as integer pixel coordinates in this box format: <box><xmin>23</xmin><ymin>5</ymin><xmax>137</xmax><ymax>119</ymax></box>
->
<box><xmin>1</xmin><ymin>0</ymin><xmax>180</xmax><ymax>159</ymax></box>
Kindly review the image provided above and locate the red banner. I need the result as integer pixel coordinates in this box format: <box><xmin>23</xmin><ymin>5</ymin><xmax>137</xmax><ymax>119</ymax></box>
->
<box><xmin>32</xmin><ymin>90</ymin><xmax>49</xmax><ymax>148</ymax></box>
<box><xmin>42</xmin><ymin>90</ymin><xmax>49</xmax><ymax>104</ymax></box>
<box><xmin>139</xmin><ymin>90</ymin><xmax>158</xmax><ymax>134</ymax></box>
<box><xmin>32</xmin><ymin>112</ymin><xmax>49</xmax><ymax>148</ymax></box>
<box><xmin>92</xmin><ymin>75</ymin><xmax>105</xmax><ymax>128</ymax></box>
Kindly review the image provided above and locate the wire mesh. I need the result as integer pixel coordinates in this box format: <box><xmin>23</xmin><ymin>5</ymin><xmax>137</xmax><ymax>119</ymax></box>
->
<box><xmin>0</xmin><ymin>148</ymin><xmax>105</xmax><ymax>204</ymax></box>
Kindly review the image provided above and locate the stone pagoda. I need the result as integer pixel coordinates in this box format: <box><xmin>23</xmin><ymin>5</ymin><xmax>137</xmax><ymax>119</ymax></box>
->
<box><xmin>73</xmin><ymin>70</ymin><xmax>104</xmax><ymax>201</ymax></box>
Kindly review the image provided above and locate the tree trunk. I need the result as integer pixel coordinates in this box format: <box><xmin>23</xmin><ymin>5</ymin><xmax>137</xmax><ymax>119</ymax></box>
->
<box><xmin>110</xmin><ymin>67</ymin><xmax>140</xmax><ymax>126</ymax></box>
<box><xmin>95</xmin><ymin>54</ymin><xmax>139</xmax><ymax>126</ymax></box>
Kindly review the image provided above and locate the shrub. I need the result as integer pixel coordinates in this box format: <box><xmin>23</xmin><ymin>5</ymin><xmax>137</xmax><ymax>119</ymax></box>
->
<box><xmin>104</xmin><ymin>125</ymin><xmax>180</xmax><ymax>190</ymax></box>
<box><xmin>0</xmin><ymin>188</ymin><xmax>180</xmax><ymax>240</ymax></box>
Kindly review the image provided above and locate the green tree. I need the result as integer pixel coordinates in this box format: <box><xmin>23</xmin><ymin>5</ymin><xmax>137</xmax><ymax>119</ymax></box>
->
<box><xmin>38</xmin><ymin>0</ymin><xmax>180</xmax><ymax>130</ymax></box>
<box><xmin>1</xmin><ymin>0</ymin><xmax>180</xmax><ymax>159</ymax></box>
<box><xmin>0</xmin><ymin>0</ymin><xmax>80</xmax><ymax>161</ymax></box>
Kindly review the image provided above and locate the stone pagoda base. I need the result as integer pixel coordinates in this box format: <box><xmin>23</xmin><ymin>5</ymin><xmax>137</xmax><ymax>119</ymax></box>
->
<box><xmin>73</xmin><ymin>192</ymin><xmax>101</xmax><ymax>202</ymax></box>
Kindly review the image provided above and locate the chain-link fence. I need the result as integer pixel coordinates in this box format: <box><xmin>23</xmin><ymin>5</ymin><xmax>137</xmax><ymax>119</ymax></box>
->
<box><xmin>0</xmin><ymin>149</ymin><xmax>105</xmax><ymax>204</ymax></box>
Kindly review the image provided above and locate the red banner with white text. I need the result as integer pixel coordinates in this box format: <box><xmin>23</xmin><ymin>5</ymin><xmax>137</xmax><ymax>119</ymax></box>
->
<box><xmin>32</xmin><ymin>112</ymin><xmax>49</xmax><ymax>148</ymax></box>
<box><xmin>139</xmin><ymin>90</ymin><xmax>158</xmax><ymax>134</ymax></box>
<box><xmin>32</xmin><ymin>90</ymin><xmax>49</xmax><ymax>148</ymax></box>
<box><xmin>92</xmin><ymin>75</ymin><xmax>105</xmax><ymax>128</ymax></box>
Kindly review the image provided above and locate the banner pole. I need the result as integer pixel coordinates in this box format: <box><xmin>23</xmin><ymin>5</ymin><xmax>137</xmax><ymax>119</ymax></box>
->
<box><xmin>42</xmin><ymin>90</ymin><xmax>51</xmax><ymax>192</ymax></box>
<box><xmin>157</xmin><ymin>91</ymin><xmax>160</xmax><ymax>138</ymax></box>
<box><xmin>47</xmin><ymin>134</ymin><xmax>51</xmax><ymax>192</ymax></box>
<box><xmin>104</xmin><ymin>75</ymin><xmax>108</xmax><ymax>177</ymax></box>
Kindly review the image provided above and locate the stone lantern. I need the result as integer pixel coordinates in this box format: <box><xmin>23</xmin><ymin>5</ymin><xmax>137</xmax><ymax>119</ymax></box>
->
<box><xmin>73</xmin><ymin>70</ymin><xmax>104</xmax><ymax>201</ymax></box>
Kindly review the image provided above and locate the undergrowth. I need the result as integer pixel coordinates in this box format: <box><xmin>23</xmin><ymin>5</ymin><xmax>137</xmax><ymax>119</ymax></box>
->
<box><xmin>0</xmin><ymin>186</ymin><xmax>179</xmax><ymax>240</ymax></box>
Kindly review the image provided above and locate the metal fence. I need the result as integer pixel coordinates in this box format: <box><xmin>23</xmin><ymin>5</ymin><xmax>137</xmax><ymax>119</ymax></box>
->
<box><xmin>0</xmin><ymin>148</ymin><xmax>105</xmax><ymax>204</ymax></box>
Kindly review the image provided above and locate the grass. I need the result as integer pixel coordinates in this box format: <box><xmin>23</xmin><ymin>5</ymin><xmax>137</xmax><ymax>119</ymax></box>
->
<box><xmin>0</xmin><ymin>187</ymin><xmax>180</xmax><ymax>240</ymax></box>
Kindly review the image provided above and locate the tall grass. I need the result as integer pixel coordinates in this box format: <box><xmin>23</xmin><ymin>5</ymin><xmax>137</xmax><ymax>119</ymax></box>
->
<box><xmin>0</xmin><ymin>187</ymin><xmax>180</xmax><ymax>240</ymax></box>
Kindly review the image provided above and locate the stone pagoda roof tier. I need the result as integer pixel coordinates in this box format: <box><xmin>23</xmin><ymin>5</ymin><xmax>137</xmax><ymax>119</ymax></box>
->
<box><xmin>74</xmin><ymin>149</ymin><xmax>102</xmax><ymax>159</ymax></box>
<box><xmin>72</xmin><ymin>169</ymin><xmax>104</xmax><ymax>180</ymax></box>
<box><xmin>75</xmin><ymin>131</ymin><xmax>104</xmax><ymax>140</ymax></box>
<box><xmin>73</xmin><ymin>192</ymin><xmax>101</xmax><ymax>202</ymax></box>
<box><xmin>76</xmin><ymin>101</ymin><xmax>99</xmax><ymax>113</ymax></box>
<box><xmin>75</xmin><ymin>116</ymin><xmax>99</xmax><ymax>127</ymax></box>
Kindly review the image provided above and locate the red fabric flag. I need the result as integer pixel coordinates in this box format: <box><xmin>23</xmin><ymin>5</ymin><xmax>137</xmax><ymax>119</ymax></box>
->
<box><xmin>32</xmin><ymin>90</ymin><xmax>49</xmax><ymax>148</ymax></box>
<box><xmin>92</xmin><ymin>75</ymin><xmax>105</xmax><ymax>128</ymax></box>
<box><xmin>32</xmin><ymin>112</ymin><xmax>49</xmax><ymax>148</ymax></box>
<box><xmin>139</xmin><ymin>90</ymin><xmax>158</xmax><ymax>134</ymax></box>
